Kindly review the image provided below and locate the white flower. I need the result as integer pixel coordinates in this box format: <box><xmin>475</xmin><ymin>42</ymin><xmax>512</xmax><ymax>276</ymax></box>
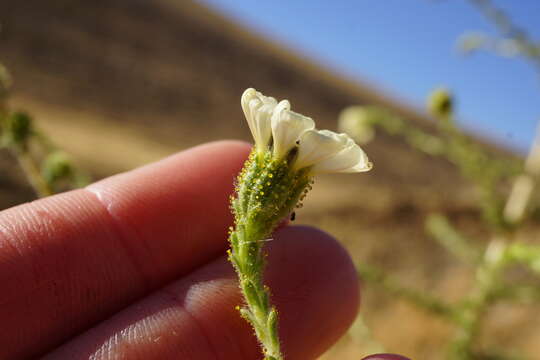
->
<box><xmin>295</xmin><ymin>129</ymin><xmax>372</xmax><ymax>174</ymax></box>
<box><xmin>241</xmin><ymin>88</ymin><xmax>277</xmax><ymax>153</ymax></box>
<box><xmin>240</xmin><ymin>88</ymin><xmax>371</xmax><ymax>175</ymax></box>
<box><xmin>271</xmin><ymin>100</ymin><xmax>314</xmax><ymax>160</ymax></box>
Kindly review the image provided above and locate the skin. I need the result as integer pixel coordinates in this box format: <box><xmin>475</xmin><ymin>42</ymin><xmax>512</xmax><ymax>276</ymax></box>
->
<box><xmin>0</xmin><ymin>140</ymin><xmax>410</xmax><ymax>360</ymax></box>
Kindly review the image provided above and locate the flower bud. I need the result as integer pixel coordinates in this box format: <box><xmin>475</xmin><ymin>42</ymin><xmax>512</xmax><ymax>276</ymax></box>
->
<box><xmin>41</xmin><ymin>152</ymin><xmax>73</xmax><ymax>184</ymax></box>
<box><xmin>338</xmin><ymin>106</ymin><xmax>376</xmax><ymax>144</ymax></box>
<box><xmin>2</xmin><ymin>111</ymin><xmax>33</xmax><ymax>147</ymax></box>
<box><xmin>427</xmin><ymin>88</ymin><xmax>453</xmax><ymax>118</ymax></box>
<box><xmin>457</xmin><ymin>32</ymin><xmax>486</xmax><ymax>54</ymax></box>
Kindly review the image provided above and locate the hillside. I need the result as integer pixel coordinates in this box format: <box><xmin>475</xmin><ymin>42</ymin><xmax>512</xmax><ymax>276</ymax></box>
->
<box><xmin>0</xmin><ymin>0</ymin><xmax>468</xmax><ymax>201</ymax></box>
<box><xmin>0</xmin><ymin>0</ymin><xmax>537</xmax><ymax>359</ymax></box>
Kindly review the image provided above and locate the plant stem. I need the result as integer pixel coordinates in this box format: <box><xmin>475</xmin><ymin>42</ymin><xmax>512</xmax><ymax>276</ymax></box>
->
<box><xmin>228</xmin><ymin>147</ymin><xmax>313</xmax><ymax>359</ymax></box>
<box><xmin>450</xmin><ymin>123</ymin><xmax>540</xmax><ymax>358</ymax></box>
<box><xmin>13</xmin><ymin>148</ymin><xmax>52</xmax><ymax>198</ymax></box>
<box><xmin>358</xmin><ymin>263</ymin><xmax>456</xmax><ymax>319</ymax></box>
<box><xmin>426</xmin><ymin>213</ymin><xmax>481</xmax><ymax>264</ymax></box>
<box><xmin>504</xmin><ymin>126</ymin><xmax>540</xmax><ymax>224</ymax></box>
<box><xmin>490</xmin><ymin>283</ymin><xmax>540</xmax><ymax>304</ymax></box>
<box><xmin>451</xmin><ymin>238</ymin><xmax>507</xmax><ymax>359</ymax></box>
<box><xmin>468</xmin><ymin>0</ymin><xmax>540</xmax><ymax>71</ymax></box>
<box><xmin>229</xmin><ymin>225</ymin><xmax>281</xmax><ymax>360</ymax></box>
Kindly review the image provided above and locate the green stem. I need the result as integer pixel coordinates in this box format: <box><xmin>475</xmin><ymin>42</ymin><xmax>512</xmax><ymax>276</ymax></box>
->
<box><xmin>468</xmin><ymin>0</ymin><xmax>540</xmax><ymax>71</ymax></box>
<box><xmin>451</xmin><ymin>238</ymin><xmax>508</xmax><ymax>359</ymax></box>
<box><xmin>228</xmin><ymin>150</ymin><xmax>312</xmax><ymax>359</ymax></box>
<box><xmin>13</xmin><ymin>148</ymin><xmax>53</xmax><ymax>198</ymax></box>
<box><xmin>230</xmin><ymin>225</ymin><xmax>281</xmax><ymax>359</ymax></box>
<box><xmin>358</xmin><ymin>263</ymin><xmax>456</xmax><ymax>319</ymax></box>
<box><xmin>489</xmin><ymin>284</ymin><xmax>540</xmax><ymax>304</ymax></box>
<box><xmin>425</xmin><ymin>213</ymin><xmax>481</xmax><ymax>264</ymax></box>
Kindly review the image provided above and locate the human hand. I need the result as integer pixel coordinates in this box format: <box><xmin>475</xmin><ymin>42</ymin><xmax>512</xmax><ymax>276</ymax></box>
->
<box><xmin>0</xmin><ymin>140</ymin><xmax>409</xmax><ymax>359</ymax></box>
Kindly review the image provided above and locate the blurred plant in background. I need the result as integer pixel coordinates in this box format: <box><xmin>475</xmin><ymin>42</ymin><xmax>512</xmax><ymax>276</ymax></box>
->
<box><xmin>339</xmin><ymin>2</ymin><xmax>540</xmax><ymax>358</ymax></box>
<box><xmin>0</xmin><ymin>62</ymin><xmax>88</xmax><ymax>199</ymax></box>
<box><xmin>458</xmin><ymin>0</ymin><xmax>540</xmax><ymax>74</ymax></box>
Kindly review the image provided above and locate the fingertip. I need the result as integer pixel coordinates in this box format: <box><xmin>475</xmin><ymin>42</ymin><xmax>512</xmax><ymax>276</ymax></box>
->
<box><xmin>45</xmin><ymin>224</ymin><xmax>361</xmax><ymax>360</ymax></box>
<box><xmin>81</xmin><ymin>139</ymin><xmax>253</xmax><ymax>282</ymax></box>
<box><xmin>0</xmin><ymin>140</ymin><xmax>254</xmax><ymax>358</ymax></box>
<box><xmin>267</xmin><ymin>225</ymin><xmax>361</xmax><ymax>359</ymax></box>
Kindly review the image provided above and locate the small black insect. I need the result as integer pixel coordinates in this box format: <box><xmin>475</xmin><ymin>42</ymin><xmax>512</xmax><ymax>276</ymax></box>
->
<box><xmin>290</xmin><ymin>212</ymin><xmax>296</xmax><ymax>221</ymax></box>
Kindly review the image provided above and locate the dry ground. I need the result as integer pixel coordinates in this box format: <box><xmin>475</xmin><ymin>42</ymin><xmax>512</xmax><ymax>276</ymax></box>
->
<box><xmin>0</xmin><ymin>0</ymin><xmax>538</xmax><ymax>358</ymax></box>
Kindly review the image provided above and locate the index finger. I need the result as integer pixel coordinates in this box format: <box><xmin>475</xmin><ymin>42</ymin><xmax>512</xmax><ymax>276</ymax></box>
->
<box><xmin>0</xmin><ymin>140</ymin><xmax>250</xmax><ymax>359</ymax></box>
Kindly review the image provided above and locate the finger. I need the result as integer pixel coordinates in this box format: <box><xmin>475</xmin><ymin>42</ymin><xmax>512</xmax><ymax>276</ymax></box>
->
<box><xmin>45</xmin><ymin>226</ymin><xmax>360</xmax><ymax>360</ymax></box>
<box><xmin>0</xmin><ymin>141</ymin><xmax>250</xmax><ymax>359</ymax></box>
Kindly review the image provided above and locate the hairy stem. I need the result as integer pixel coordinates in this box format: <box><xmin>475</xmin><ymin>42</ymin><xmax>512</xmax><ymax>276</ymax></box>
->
<box><xmin>229</xmin><ymin>225</ymin><xmax>281</xmax><ymax>360</ymax></box>
<box><xmin>228</xmin><ymin>150</ymin><xmax>311</xmax><ymax>359</ymax></box>
<box><xmin>451</xmin><ymin>238</ymin><xmax>507</xmax><ymax>359</ymax></box>
<box><xmin>13</xmin><ymin>148</ymin><xmax>52</xmax><ymax>198</ymax></box>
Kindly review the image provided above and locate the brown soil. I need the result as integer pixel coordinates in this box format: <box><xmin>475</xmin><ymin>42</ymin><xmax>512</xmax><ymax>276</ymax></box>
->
<box><xmin>0</xmin><ymin>1</ymin><xmax>537</xmax><ymax>359</ymax></box>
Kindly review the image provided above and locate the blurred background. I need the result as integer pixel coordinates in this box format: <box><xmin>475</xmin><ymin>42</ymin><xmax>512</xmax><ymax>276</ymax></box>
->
<box><xmin>0</xmin><ymin>0</ymin><xmax>539</xmax><ymax>359</ymax></box>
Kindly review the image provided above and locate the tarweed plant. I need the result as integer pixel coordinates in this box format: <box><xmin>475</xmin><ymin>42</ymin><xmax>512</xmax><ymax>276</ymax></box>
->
<box><xmin>228</xmin><ymin>88</ymin><xmax>372</xmax><ymax>359</ymax></box>
<box><xmin>338</xmin><ymin>2</ymin><xmax>540</xmax><ymax>348</ymax></box>
<box><xmin>0</xmin><ymin>62</ymin><xmax>88</xmax><ymax>199</ymax></box>
<box><xmin>340</xmin><ymin>88</ymin><xmax>540</xmax><ymax>359</ymax></box>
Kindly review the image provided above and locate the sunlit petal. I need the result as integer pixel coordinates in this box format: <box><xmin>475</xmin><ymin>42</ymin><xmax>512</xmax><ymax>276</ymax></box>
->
<box><xmin>311</xmin><ymin>140</ymin><xmax>372</xmax><ymax>174</ymax></box>
<box><xmin>241</xmin><ymin>88</ymin><xmax>277</xmax><ymax>152</ymax></box>
<box><xmin>294</xmin><ymin>129</ymin><xmax>349</xmax><ymax>170</ymax></box>
<box><xmin>271</xmin><ymin>101</ymin><xmax>314</xmax><ymax>160</ymax></box>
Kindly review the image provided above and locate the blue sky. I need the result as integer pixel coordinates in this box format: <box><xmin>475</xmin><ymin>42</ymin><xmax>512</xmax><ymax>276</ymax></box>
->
<box><xmin>197</xmin><ymin>0</ymin><xmax>540</xmax><ymax>152</ymax></box>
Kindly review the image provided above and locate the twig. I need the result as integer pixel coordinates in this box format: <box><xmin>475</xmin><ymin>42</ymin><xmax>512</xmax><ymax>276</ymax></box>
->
<box><xmin>426</xmin><ymin>213</ymin><xmax>481</xmax><ymax>264</ymax></box>
<box><xmin>12</xmin><ymin>148</ymin><xmax>53</xmax><ymax>198</ymax></box>
<box><xmin>504</xmin><ymin>126</ymin><xmax>540</xmax><ymax>224</ymax></box>
<box><xmin>450</xmin><ymin>121</ymin><xmax>540</xmax><ymax>358</ymax></box>
<box><xmin>357</xmin><ymin>263</ymin><xmax>456</xmax><ymax>319</ymax></box>
<box><xmin>451</xmin><ymin>238</ymin><xmax>507</xmax><ymax>359</ymax></box>
<box><xmin>468</xmin><ymin>0</ymin><xmax>540</xmax><ymax>70</ymax></box>
<box><xmin>490</xmin><ymin>283</ymin><xmax>540</xmax><ymax>304</ymax></box>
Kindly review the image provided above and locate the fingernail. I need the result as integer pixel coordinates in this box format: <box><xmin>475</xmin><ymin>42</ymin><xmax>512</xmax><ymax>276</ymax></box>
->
<box><xmin>362</xmin><ymin>354</ymin><xmax>411</xmax><ymax>360</ymax></box>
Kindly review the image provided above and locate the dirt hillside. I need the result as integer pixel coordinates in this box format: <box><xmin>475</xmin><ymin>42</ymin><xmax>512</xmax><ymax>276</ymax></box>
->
<box><xmin>0</xmin><ymin>1</ymin><xmax>537</xmax><ymax>358</ymax></box>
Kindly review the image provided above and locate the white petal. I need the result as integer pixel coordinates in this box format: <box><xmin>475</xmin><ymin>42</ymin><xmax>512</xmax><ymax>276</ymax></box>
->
<box><xmin>294</xmin><ymin>129</ymin><xmax>350</xmax><ymax>170</ymax></box>
<box><xmin>311</xmin><ymin>139</ymin><xmax>372</xmax><ymax>174</ymax></box>
<box><xmin>271</xmin><ymin>101</ymin><xmax>315</xmax><ymax>159</ymax></box>
<box><xmin>241</xmin><ymin>88</ymin><xmax>277</xmax><ymax>152</ymax></box>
